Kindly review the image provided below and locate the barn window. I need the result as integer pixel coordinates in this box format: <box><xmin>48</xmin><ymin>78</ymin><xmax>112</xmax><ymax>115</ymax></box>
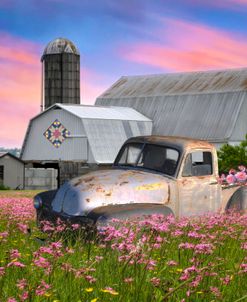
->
<box><xmin>0</xmin><ymin>165</ymin><xmax>4</xmax><ymax>184</ymax></box>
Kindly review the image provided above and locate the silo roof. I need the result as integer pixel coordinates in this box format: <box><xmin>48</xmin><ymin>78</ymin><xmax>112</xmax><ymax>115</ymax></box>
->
<box><xmin>42</xmin><ymin>38</ymin><xmax>80</xmax><ymax>58</ymax></box>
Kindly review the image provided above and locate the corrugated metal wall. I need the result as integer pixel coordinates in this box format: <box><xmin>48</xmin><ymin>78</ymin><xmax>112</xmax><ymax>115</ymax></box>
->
<box><xmin>96</xmin><ymin>91</ymin><xmax>246</xmax><ymax>143</ymax></box>
<box><xmin>82</xmin><ymin>119</ymin><xmax>152</xmax><ymax>163</ymax></box>
<box><xmin>230</xmin><ymin>99</ymin><xmax>247</xmax><ymax>142</ymax></box>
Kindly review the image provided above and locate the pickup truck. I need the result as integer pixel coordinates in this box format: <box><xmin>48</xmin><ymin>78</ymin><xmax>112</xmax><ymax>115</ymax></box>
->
<box><xmin>34</xmin><ymin>136</ymin><xmax>247</xmax><ymax>226</ymax></box>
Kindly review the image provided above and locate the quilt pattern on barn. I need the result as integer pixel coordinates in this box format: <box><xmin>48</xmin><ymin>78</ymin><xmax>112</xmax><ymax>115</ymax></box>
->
<box><xmin>43</xmin><ymin>119</ymin><xmax>70</xmax><ymax>148</ymax></box>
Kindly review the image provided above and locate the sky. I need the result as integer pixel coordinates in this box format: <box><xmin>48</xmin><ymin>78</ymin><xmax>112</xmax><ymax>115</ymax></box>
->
<box><xmin>1</xmin><ymin>0</ymin><xmax>247</xmax><ymax>148</ymax></box>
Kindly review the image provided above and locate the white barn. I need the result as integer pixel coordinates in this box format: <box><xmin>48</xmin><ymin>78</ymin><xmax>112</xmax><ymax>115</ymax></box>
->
<box><xmin>96</xmin><ymin>68</ymin><xmax>247</xmax><ymax>149</ymax></box>
<box><xmin>21</xmin><ymin>104</ymin><xmax>152</xmax><ymax>184</ymax></box>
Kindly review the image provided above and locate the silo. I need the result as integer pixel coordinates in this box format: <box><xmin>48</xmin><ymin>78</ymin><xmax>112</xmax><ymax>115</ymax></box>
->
<box><xmin>41</xmin><ymin>38</ymin><xmax>80</xmax><ymax>110</ymax></box>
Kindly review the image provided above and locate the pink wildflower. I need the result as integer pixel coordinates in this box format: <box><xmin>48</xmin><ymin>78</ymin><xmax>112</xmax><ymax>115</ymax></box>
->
<box><xmin>124</xmin><ymin>277</ymin><xmax>134</xmax><ymax>283</ymax></box>
<box><xmin>0</xmin><ymin>231</ymin><xmax>8</xmax><ymax>238</ymax></box>
<box><xmin>189</xmin><ymin>274</ymin><xmax>202</xmax><ymax>287</ymax></box>
<box><xmin>221</xmin><ymin>275</ymin><xmax>232</xmax><ymax>285</ymax></box>
<box><xmin>17</xmin><ymin>279</ymin><xmax>27</xmax><ymax>290</ymax></box>
<box><xmin>167</xmin><ymin>260</ymin><xmax>178</xmax><ymax>266</ymax></box>
<box><xmin>226</xmin><ymin>174</ymin><xmax>236</xmax><ymax>184</ymax></box>
<box><xmin>10</xmin><ymin>249</ymin><xmax>21</xmax><ymax>260</ymax></box>
<box><xmin>238</xmin><ymin>165</ymin><xmax>246</xmax><ymax>172</ymax></box>
<box><xmin>172</xmin><ymin>230</ymin><xmax>184</xmax><ymax>237</ymax></box>
<box><xmin>235</xmin><ymin>171</ymin><xmax>247</xmax><ymax>182</ymax></box>
<box><xmin>0</xmin><ymin>267</ymin><xmax>5</xmax><ymax>276</ymax></box>
<box><xmin>71</xmin><ymin>223</ymin><xmax>80</xmax><ymax>230</ymax></box>
<box><xmin>95</xmin><ymin>256</ymin><xmax>104</xmax><ymax>262</ymax></box>
<box><xmin>179</xmin><ymin>242</ymin><xmax>195</xmax><ymax>250</ymax></box>
<box><xmin>240</xmin><ymin>263</ymin><xmax>247</xmax><ymax>273</ymax></box>
<box><xmin>8</xmin><ymin>298</ymin><xmax>17</xmax><ymax>302</ymax></box>
<box><xmin>20</xmin><ymin>291</ymin><xmax>28</xmax><ymax>301</ymax></box>
<box><xmin>150</xmin><ymin>277</ymin><xmax>160</xmax><ymax>286</ymax></box>
<box><xmin>210</xmin><ymin>286</ymin><xmax>221</xmax><ymax>297</ymax></box>
<box><xmin>33</xmin><ymin>256</ymin><xmax>50</xmax><ymax>269</ymax></box>
<box><xmin>17</xmin><ymin>223</ymin><xmax>29</xmax><ymax>234</ymax></box>
<box><xmin>242</xmin><ymin>242</ymin><xmax>247</xmax><ymax>250</ymax></box>
<box><xmin>35</xmin><ymin>280</ymin><xmax>51</xmax><ymax>296</ymax></box>
<box><xmin>7</xmin><ymin>261</ymin><xmax>25</xmax><ymax>268</ymax></box>
<box><xmin>85</xmin><ymin>275</ymin><xmax>97</xmax><ymax>283</ymax></box>
<box><xmin>194</xmin><ymin>243</ymin><xmax>214</xmax><ymax>254</ymax></box>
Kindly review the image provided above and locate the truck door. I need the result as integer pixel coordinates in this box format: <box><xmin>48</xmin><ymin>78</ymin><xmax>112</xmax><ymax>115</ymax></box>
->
<box><xmin>177</xmin><ymin>150</ymin><xmax>221</xmax><ymax>217</ymax></box>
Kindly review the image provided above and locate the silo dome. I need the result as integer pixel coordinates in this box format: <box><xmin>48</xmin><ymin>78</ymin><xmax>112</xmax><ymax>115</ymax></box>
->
<box><xmin>41</xmin><ymin>38</ymin><xmax>80</xmax><ymax>60</ymax></box>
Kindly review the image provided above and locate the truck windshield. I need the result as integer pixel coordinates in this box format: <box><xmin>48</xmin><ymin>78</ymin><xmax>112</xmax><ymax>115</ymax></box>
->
<box><xmin>114</xmin><ymin>143</ymin><xmax>180</xmax><ymax>176</ymax></box>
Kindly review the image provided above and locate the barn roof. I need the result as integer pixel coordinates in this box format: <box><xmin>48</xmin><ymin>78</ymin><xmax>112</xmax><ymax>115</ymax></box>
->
<box><xmin>96</xmin><ymin>68</ymin><xmax>247</xmax><ymax>142</ymax></box>
<box><xmin>31</xmin><ymin>103</ymin><xmax>151</xmax><ymax>122</ymax></box>
<box><xmin>56</xmin><ymin>104</ymin><xmax>151</xmax><ymax>121</ymax></box>
<box><xmin>98</xmin><ymin>68</ymin><xmax>247</xmax><ymax>98</ymax></box>
<box><xmin>0</xmin><ymin>152</ymin><xmax>24</xmax><ymax>163</ymax></box>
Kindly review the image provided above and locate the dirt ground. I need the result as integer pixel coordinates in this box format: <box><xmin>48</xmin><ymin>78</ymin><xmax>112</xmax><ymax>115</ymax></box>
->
<box><xmin>0</xmin><ymin>190</ymin><xmax>42</xmax><ymax>198</ymax></box>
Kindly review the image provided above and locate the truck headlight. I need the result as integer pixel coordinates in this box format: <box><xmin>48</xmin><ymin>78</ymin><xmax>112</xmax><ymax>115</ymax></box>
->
<box><xmin>34</xmin><ymin>195</ymin><xmax>42</xmax><ymax>209</ymax></box>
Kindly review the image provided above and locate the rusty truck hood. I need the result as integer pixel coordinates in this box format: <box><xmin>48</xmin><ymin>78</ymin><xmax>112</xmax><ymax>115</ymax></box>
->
<box><xmin>52</xmin><ymin>168</ymin><xmax>173</xmax><ymax>216</ymax></box>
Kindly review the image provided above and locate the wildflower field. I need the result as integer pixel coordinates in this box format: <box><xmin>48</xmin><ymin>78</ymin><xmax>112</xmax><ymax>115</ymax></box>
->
<box><xmin>0</xmin><ymin>191</ymin><xmax>246</xmax><ymax>302</ymax></box>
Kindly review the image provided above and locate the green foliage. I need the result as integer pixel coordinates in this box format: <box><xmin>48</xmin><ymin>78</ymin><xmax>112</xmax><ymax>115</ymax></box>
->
<box><xmin>0</xmin><ymin>184</ymin><xmax>10</xmax><ymax>190</ymax></box>
<box><xmin>217</xmin><ymin>134</ymin><xmax>247</xmax><ymax>174</ymax></box>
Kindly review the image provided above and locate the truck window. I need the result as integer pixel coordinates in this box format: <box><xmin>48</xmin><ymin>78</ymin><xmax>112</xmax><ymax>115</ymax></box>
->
<box><xmin>118</xmin><ymin>143</ymin><xmax>143</xmax><ymax>166</ymax></box>
<box><xmin>182</xmin><ymin>151</ymin><xmax>213</xmax><ymax>177</ymax></box>
<box><xmin>115</xmin><ymin>143</ymin><xmax>180</xmax><ymax>176</ymax></box>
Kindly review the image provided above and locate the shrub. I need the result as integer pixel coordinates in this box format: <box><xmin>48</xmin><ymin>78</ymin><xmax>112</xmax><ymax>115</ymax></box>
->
<box><xmin>0</xmin><ymin>183</ymin><xmax>10</xmax><ymax>190</ymax></box>
<box><xmin>218</xmin><ymin>134</ymin><xmax>247</xmax><ymax>174</ymax></box>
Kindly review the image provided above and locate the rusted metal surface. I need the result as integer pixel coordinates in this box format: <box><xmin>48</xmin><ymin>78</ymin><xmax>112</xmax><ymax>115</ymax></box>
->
<box><xmin>97</xmin><ymin>69</ymin><xmax>247</xmax><ymax>98</ymax></box>
<box><xmin>52</xmin><ymin>169</ymin><xmax>176</xmax><ymax>216</ymax></box>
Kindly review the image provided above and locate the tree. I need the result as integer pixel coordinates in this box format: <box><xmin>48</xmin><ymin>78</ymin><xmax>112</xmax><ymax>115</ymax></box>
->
<box><xmin>217</xmin><ymin>134</ymin><xmax>247</xmax><ymax>174</ymax></box>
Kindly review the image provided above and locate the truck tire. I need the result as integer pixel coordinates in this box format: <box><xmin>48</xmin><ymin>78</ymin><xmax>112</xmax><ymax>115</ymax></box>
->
<box><xmin>226</xmin><ymin>186</ymin><xmax>247</xmax><ymax>211</ymax></box>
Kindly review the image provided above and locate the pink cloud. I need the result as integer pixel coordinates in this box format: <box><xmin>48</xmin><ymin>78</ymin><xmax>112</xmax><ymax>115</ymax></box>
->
<box><xmin>121</xmin><ymin>18</ymin><xmax>247</xmax><ymax>72</ymax></box>
<box><xmin>0</xmin><ymin>32</ymin><xmax>107</xmax><ymax>147</ymax></box>
<box><xmin>0</xmin><ymin>33</ymin><xmax>42</xmax><ymax>148</ymax></box>
<box><xmin>81</xmin><ymin>68</ymin><xmax>110</xmax><ymax>104</ymax></box>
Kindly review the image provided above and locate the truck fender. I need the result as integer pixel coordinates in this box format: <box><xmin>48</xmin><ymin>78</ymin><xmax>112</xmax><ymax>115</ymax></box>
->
<box><xmin>225</xmin><ymin>186</ymin><xmax>247</xmax><ymax>212</ymax></box>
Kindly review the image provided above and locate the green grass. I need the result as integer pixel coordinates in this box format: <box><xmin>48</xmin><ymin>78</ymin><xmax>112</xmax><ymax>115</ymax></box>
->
<box><xmin>0</xmin><ymin>193</ymin><xmax>246</xmax><ymax>301</ymax></box>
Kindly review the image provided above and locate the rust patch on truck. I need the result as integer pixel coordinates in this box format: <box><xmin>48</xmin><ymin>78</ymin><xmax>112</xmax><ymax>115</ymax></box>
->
<box><xmin>119</xmin><ymin>181</ymin><xmax>129</xmax><ymax>186</ymax></box>
<box><xmin>84</xmin><ymin>176</ymin><xmax>96</xmax><ymax>183</ymax></box>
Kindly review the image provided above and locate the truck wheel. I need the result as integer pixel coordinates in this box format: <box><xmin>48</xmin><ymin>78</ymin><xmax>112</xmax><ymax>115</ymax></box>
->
<box><xmin>226</xmin><ymin>186</ymin><xmax>247</xmax><ymax>211</ymax></box>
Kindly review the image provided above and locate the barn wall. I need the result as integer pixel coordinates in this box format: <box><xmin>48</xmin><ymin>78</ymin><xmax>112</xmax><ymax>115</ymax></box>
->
<box><xmin>22</xmin><ymin>109</ymin><xmax>88</xmax><ymax>161</ymax></box>
<box><xmin>0</xmin><ymin>156</ymin><xmax>24</xmax><ymax>189</ymax></box>
<box><xmin>83</xmin><ymin>119</ymin><xmax>152</xmax><ymax>163</ymax></box>
<box><xmin>230</xmin><ymin>96</ymin><xmax>247</xmax><ymax>143</ymax></box>
<box><xmin>96</xmin><ymin>91</ymin><xmax>245</xmax><ymax>142</ymax></box>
